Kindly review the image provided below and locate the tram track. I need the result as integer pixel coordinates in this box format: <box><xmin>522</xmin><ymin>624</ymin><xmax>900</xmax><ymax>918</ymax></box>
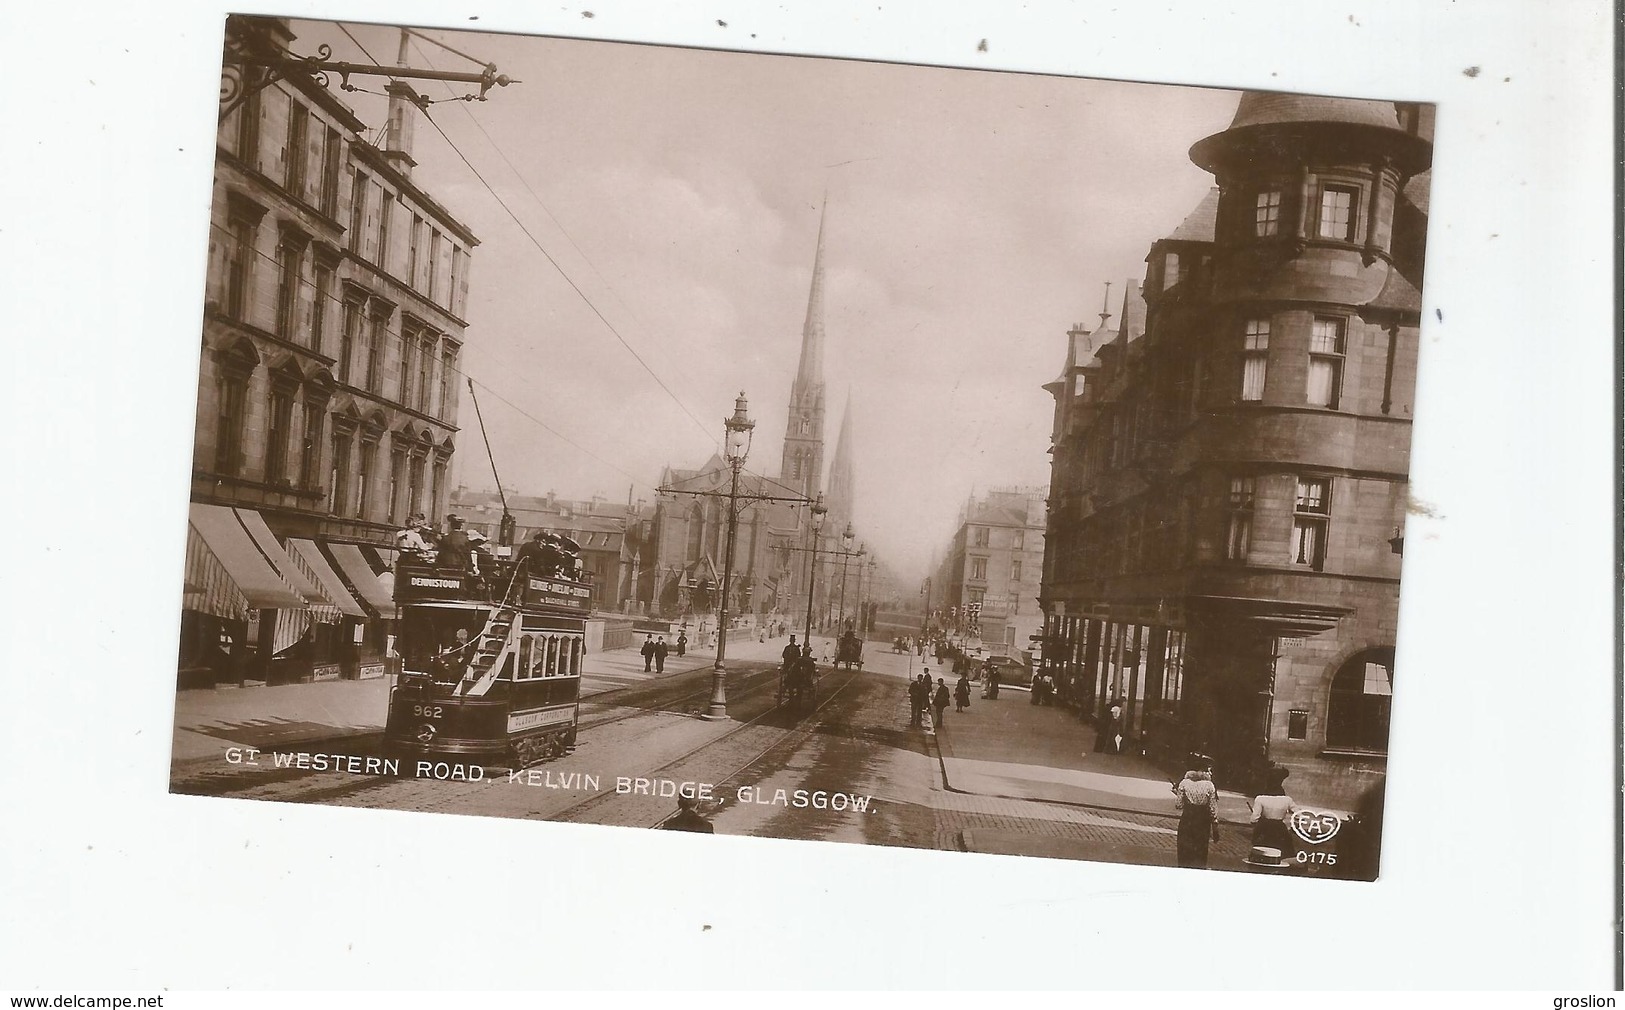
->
<box><xmin>549</xmin><ymin>665</ymin><xmax>865</xmax><ymax>828</ymax></box>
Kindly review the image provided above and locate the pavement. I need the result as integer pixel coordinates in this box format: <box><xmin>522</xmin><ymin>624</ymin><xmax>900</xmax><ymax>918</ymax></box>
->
<box><xmin>169</xmin><ymin>631</ymin><xmax>809</xmax><ymax>764</ymax></box>
<box><xmin>926</xmin><ymin>681</ymin><xmax>1254</xmax><ymax>826</ymax></box>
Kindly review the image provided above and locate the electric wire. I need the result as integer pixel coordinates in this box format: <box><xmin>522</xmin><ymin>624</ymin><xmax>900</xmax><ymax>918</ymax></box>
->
<box><xmin>404</xmin><ymin>34</ymin><xmax>715</xmax><ymax>406</ymax></box>
<box><xmin>336</xmin><ymin>22</ymin><xmax>721</xmax><ymax>450</ymax></box>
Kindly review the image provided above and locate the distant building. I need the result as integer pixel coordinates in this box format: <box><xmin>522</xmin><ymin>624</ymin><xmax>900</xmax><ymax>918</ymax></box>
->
<box><xmin>1038</xmin><ymin>92</ymin><xmax>1431</xmax><ymax>807</ymax></box>
<box><xmin>931</xmin><ymin>489</ymin><xmax>1048</xmax><ymax>656</ymax></box>
<box><xmin>181</xmin><ymin>16</ymin><xmax>477</xmax><ymax>687</ymax></box>
<box><xmin>446</xmin><ymin>487</ymin><xmax>653</xmax><ymax>613</ymax></box>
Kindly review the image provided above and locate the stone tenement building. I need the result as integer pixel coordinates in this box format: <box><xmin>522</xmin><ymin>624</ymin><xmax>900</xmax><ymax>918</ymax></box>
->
<box><xmin>181</xmin><ymin>16</ymin><xmax>478</xmax><ymax>687</ymax></box>
<box><xmin>1039</xmin><ymin>92</ymin><xmax>1431</xmax><ymax>808</ymax></box>
<box><xmin>931</xmin><ymin>488</ymin><xmax>1048</xmax><ymax>657</ymax></box>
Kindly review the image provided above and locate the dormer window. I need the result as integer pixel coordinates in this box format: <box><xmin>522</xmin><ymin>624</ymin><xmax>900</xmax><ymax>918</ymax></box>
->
<box><xmin>1255</xmin><ymin>190</ymin><xmax>1282</xmax><ymax>237</ymax></box>
<box><xmin>1163</xmin><ymin>253</ymin><xmax>1180</xmax><ymax>291</ymax></box>
<box><xmin>1318</xmin><ymin>185</ymin><xmax>1359</xmax><ymax>241</ymax></box>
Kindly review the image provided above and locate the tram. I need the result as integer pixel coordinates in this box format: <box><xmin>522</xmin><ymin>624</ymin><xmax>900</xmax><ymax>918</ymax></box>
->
<box><xmin>384</xmin><ymin>556</ymin><xmax>590</xmax><ymax>768</ymax></box>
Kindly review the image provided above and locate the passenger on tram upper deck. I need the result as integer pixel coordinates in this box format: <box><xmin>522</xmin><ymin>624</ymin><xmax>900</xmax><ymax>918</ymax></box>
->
<box><xmin>437</xmin><ymin>515</ymin><xmax>474</xmax><ymax>572</ymax></box>
<box><xmin>515</xmin><ymin>529</ymin><xmax>567</xmax><ymax>579</ymax></box>
<box><xmin>395</xmin><ymin>512</ymin><xmax>437</xmax><ymax>561</ymax></box>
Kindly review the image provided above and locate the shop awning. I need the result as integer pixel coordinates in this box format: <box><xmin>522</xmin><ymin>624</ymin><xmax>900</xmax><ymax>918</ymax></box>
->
<box><xmin>330</xmin><ymin>543</ymin><xmax>397</xmax><ymax>619</ymax></box>
<box><xmin>289</xmin><ymin>539</ymin><xmax>368</xmax><ymax>618</ymax></box>
<box><xmin>187</xmin><ymin>504</ymin><xmax>306</xmax><ymax>611</ymax></box>
<box><xmin>236</xmin><ymin>509</ymin><xmax>324</xmax><ymax>603</ymax></box>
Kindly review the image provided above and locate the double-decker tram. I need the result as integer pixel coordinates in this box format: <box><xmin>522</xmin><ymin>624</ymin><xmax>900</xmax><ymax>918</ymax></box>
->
<box><xmin>385</xmin><ymin>553</ymin><xmax>591</xmax><ymax>768</ymax></box>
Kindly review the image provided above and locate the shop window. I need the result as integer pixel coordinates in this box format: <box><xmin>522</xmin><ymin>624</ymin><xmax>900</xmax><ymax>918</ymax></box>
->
<box><xmin>1241</xmin><ymin>318</ymin><xmax>1269</xmax><ymax>401</ymax></box>
<box><xmin>1326</xmin><ymin>649</ymin><xmax>1393</xmax><ymax>752</ymax></box>
<box><xmin>1291</xmin><ymin>477</ymin><xmax>1331</xmax><ymax>570</ymax></box>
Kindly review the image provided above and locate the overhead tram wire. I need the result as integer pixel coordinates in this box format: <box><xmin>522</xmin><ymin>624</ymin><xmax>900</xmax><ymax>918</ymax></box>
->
<box><xmin>333</xmin><ymin>22</ymin><xmax>721</xmax><ymax>452</ymax></box>
<box><xmin>404</xmin><ymin>34</ymin><xmax>715</xmax><ymax>405</ymax></box>
<box><xmin>204</xmin><ymin>219</ymin><xmax>657</xmax><ymax>496</ymax></box>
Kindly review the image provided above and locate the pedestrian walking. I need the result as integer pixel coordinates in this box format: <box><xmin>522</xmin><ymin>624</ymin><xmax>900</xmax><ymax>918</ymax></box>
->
<box><xmin>954</xmin><ymin>674</ymin><xmax>971</xmax><ymax>713</ymax></box>
<box><xmin>1249</xmin><ymin>766</ymin><xmax>1297</xmax><ymax>854</ymax></box>
<box><xmin>933</xmin><ymin>678</ymin><xmax>950</xmax><ymax>728</ymax></box>
<box><xmin>641</xmin><ymin>634</ymin><xmax>655</xmax><ymax>672</ymax></box>
<box><xmin>908</xmin><ymin>674</ymin><xmax>927</xmax><ymax>728</ymax></box>
<box><xmin>654</xmin><ymin>637</ymin><xmax>668</xmax><ymax>674</ymax></box>
<box><xmin>676</xmin><ymin>631</ymin><xmax>687</xmax><ymax>657</ymax></box>
<box><xmin>1174</xmin><ymin>757</ymin><xmax>1221</xmax><ymax>869</ymax></box>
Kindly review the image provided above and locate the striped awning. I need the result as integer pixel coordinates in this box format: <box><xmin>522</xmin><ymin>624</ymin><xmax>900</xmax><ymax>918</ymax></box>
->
<box><xmin>330</xmin><ymin>543</ymin><xmax>397</xmax><ymax>619</ymax></box>
<box><xmin>187</xmin><ymin>504</ymin><xmax>305</xmax><ymax>611</ymax></box>
<box><xmin>290</xmin><ymin>539</ymin><xmax>368</xmax><ymax>619</ymax></box>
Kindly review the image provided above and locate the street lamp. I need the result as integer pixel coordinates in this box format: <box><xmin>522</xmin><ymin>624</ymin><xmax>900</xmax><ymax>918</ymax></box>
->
<box><xmin>802</xmin><ymin>494</ymin><xmax>827</xmax><ymax>651</ymax></box>
<box><xmin>837</xmin><ymin>526</ymin><xmax>863</xmax><ymax>634</ymax></box>
<box><xmin>703</xmin><ymin>391</ymin><xmax>755</xmax><ymax>720</ymax></box>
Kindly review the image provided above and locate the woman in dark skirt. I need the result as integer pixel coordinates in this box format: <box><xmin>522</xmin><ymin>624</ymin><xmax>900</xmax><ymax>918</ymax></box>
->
<box><xmin>1174</xmin><ymin>759</ymin><xmax>1220</xmax><ymax>868</ymax></box>
<box><xmin>1249</xmin><ymin>765</ymin><xmax>1297</xmax><ymax>854</ymax></box>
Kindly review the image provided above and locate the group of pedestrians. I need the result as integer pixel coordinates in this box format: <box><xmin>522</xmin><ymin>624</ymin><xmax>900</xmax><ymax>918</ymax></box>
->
<box><xmin>907</xmin><ymin>672</ymin><xmax>950</xmax><ymax>729</ymax></box>
<box><xmin>640</xmin><ymin>635</ymin><xmax>668</xmax><ymax>673</ymax></box>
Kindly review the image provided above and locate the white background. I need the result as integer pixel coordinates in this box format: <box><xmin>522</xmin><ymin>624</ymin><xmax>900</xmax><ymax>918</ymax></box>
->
<box><xmin>0</xmin><ymin>0</ymin><xmax>1616</xmax><ymax>990</ymax></box>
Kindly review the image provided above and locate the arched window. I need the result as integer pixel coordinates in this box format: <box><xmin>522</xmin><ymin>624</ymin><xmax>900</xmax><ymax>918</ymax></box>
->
<box><xmin>1326</xmin><ymin>648</ymin><xmax>1394</xmax><ymax>753</ymax></box>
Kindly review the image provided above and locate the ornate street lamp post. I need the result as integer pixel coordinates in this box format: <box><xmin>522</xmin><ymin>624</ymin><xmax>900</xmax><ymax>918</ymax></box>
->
<box><xmin>836</xmin><ymin>524</ymin><xmax>862</xmax><ymax>633</ymax></box>
<box><xmin>801</xmin><ymin>495</ymin><xmax>828</xmax><ymax>651</ymax></box>
<box><xmin>704</xmin><ymin>392</ymin><xmax>755</xmax><ymax>720</ymax></box>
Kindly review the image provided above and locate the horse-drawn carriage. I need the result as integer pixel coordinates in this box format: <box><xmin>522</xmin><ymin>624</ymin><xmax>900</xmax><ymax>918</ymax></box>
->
<box><xmin>835</xmin><ymin>632</ymin><xmax>864</xmax><ymax>670</ymax></box>
<box><xmin>781</xmin><ymin>655</ymin><xmax>818</xmax><ymax>708</ymax></box>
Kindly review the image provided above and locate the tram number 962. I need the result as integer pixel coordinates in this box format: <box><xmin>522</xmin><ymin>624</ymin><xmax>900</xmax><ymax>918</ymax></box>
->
<box><xmin>412</xmin><ymin>704</ymin><xmax>445</xmax><ymax>720</ymax></box>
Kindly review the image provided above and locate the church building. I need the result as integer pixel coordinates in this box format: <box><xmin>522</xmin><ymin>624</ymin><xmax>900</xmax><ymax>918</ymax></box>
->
<box><xmin>640</xmin><ymin>206</ymin><xmax>861</xmax><ymax>632</ymax></box>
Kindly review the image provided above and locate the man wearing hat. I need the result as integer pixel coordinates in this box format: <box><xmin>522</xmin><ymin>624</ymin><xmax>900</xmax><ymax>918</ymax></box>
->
<box><xmin>437</xmin><ymin>515</ymin><xmax>473</xmax><ymax>572</ymax></box>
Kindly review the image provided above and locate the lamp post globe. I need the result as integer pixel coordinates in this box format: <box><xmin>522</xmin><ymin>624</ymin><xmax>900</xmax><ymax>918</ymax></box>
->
<box><xmin>705</xmin><ymin>392</ymin><xmax>754</xmax><ymax>720</ymax></box>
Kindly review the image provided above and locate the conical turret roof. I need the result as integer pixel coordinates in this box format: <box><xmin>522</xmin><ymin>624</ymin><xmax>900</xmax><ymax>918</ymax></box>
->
<box><xmin>1227</xmin><ymin>92</ymin><xmax>1404</xmax><ymax>132</ymax></box>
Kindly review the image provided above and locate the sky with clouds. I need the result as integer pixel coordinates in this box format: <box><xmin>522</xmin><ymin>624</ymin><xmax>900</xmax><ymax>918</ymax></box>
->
<box><xmin>290</xmin><ymin>19</ymin><xmax>1239</xmax><ymax>581</ymax></box>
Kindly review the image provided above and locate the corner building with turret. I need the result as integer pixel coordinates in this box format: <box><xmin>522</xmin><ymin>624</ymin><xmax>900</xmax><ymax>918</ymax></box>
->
<box><xmin>1038</xmin><ymin>93</ymin><xmax>1432</xmax><ymax>808</ymax></box>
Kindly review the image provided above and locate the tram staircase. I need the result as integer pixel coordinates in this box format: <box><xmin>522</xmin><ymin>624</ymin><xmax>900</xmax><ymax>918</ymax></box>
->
<box><xmin>459</xmin><ymin>604</ymin><xmax>516</xmax><ymax>698</ymax></box>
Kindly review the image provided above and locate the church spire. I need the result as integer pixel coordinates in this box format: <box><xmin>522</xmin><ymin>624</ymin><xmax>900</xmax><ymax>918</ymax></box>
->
<box><xmin>827</xmin><ymin>387</ymin><xmax>856</xmax><ymax>527</ymax></box>
<box><xmin>781</xmin><ymin>200</ymin><xmax>830</xmax><ymax>498</ymax></box>
<box><xmin>793</xmin><ymin>200</ymin><xmax>828</xmax><ymax>402</ymax></box>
